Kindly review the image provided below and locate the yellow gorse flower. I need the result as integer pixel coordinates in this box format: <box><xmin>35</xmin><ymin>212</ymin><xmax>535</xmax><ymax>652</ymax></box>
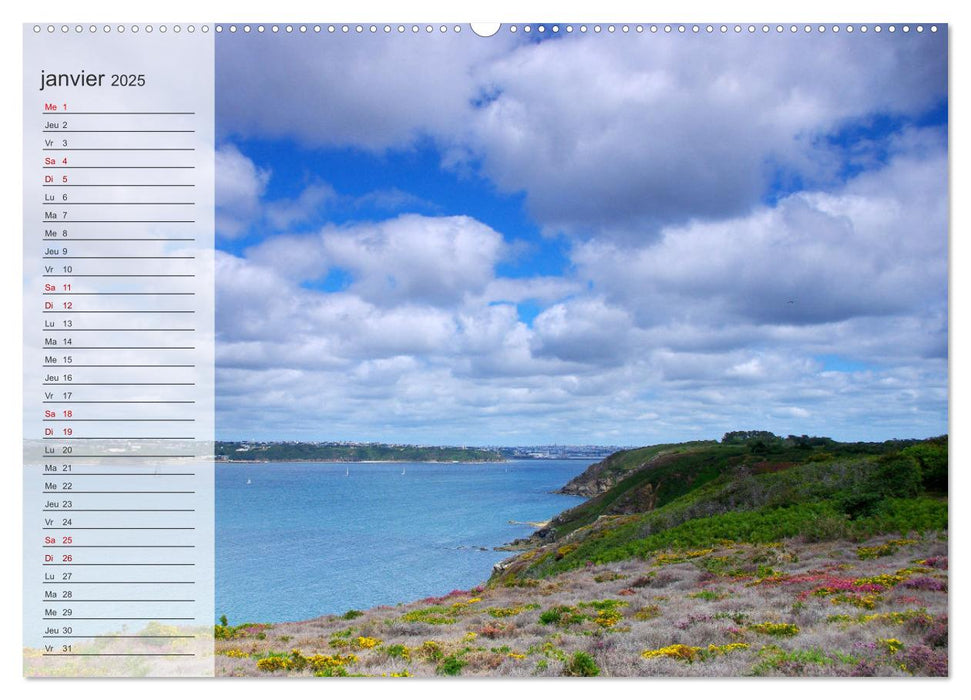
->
<box><xmin>641</xmin><ymin>644</ymin><xmax>701</xmax><ymax>662</ymax></box>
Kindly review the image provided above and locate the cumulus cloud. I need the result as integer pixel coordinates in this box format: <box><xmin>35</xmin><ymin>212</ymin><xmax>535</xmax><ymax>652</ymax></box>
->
<box><xmin>265</xmin><ymin>183</ymin><xmax>338</xmax><ymax>230</ymax></box>
<box><xmin>458</xmin><ymin>32</ymin><xmax>945</xmax><ymax>235</ymax></box>
<box><xmin>480</xmin><ymin>276</ymin><xmax>579</xmax><ymax>306</ymax></box>
<box><xmin>217</xmin><ymin>147</ymin><xmax>946</xmax><ymax>444</ymax></box>
<box><xmin>244</xmin><ymin>214</ymin><xmax>508</xmax><ymax>307</ymax></box>
<box><xmin>211</xmin><ymin>32</ymin><xmax>948</xmax><ymax>444</ymax></box>
<box><xmin>323</xmin><ymin>215</ymin><xmax>507</xmax><ymax>306</ymax></box>
<box><xmin>218</xmin><ymin>30</ymin><xmax>946</xmax><ymax>236</ymax></box>
<box><xmin>216</xmin><ymin>30</ymin><xmax>520</xmax><ymax>151</ymax></box>
<box><xmin>215</xmin><ymin>144</ymin><xmax>270</xmax><ymax>237</ymax></box>
<box><xmin>530</xmin><ymin>298</ymin><xmax>639</xmax><ymax>366</ymax></box>
<box><xmin>573</xmin><ymin>146</ymin><xmax>947</xmax><ymax>331</ymax></box>
<box><xmin>215</xmin><ymin>148</ymin><xmax>432</xmax><ymax>240</ymax></box>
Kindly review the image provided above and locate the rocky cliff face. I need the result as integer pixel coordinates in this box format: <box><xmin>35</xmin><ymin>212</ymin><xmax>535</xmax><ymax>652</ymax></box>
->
<box><xmin>557</xmin><ymin>451</ymin><xmax>649</xmax><ymax>497</ymax></box>
<box><xmin>609</xmin><ymin>480</ymin><xmax>658</xmax><ymax>512</ymax></box>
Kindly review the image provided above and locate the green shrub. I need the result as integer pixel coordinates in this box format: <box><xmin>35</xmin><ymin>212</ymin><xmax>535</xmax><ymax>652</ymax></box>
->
<box><xmin>417</xmin><ymin>640</ymin><xmax>445</xmax><ymax>662</ymax></box>
<box><xmin>539</xmin><ymin>605</ymin><xmax>586</xmax><ymax>627</ymax></box>
<box><xmin>749</xmin><ymin>622</ymin><xmax>799</xmax><ymax>637</ymax></box>
<box><xmin>564</xmin><ymin>651</ymin><xmax>600</xmax><ymax>677</ymax></box>
<box><xmin>315</xmin><ymin>665</ymin><xmax>349</xmax><ymax>677</ymax></box>
<box><xmin>854</xmin><ymin>499</ymin><xmax>946</xmax><ymax>537</ymax></box>
<box><xmin>402</xmin><ymin>605</ymin><xmax>458</xmax><ymax>625</ymax></box>
<box><xmin>436</xmin><ymin>655</ymin><xmax>467</xmax><ymax>676</ymax></box>
<box><xmin>902</xmin><ymin>440</ymin><xmax>948</xmax><ymax>492</ymax></box>
<box><xmin>838</xmin><ymin>491</ymin><xmax>883</xmax><ymax>520</ymax></box>
<box><xmin>750</xmin><ymin>645</ymin><xmax>858</xmax><ymax>675</ymax></box>
<box><xmin>384</xmin><ymin>644</ymin><xmax>410</xmax><ymax>660</ymax></box>
<box><xmin>870</xmin><ymin>454</ymin><xmax>923</xmax><ymax>498</ymax></box>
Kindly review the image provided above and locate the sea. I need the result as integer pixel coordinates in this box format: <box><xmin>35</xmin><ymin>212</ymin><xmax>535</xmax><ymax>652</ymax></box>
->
<box><xmin>215</xmin><ymin>459</ymin><xmax>590</xmax><ymax>624</ymax></box>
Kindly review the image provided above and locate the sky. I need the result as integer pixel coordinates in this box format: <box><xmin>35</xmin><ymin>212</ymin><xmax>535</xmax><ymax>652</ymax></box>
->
<box><xmin>212</xmin><ymin>25</ymin><xmax>948</xmax><ymax>446</ymax></box>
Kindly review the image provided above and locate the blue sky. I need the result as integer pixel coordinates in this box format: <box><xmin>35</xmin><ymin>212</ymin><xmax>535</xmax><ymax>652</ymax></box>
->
<box><xmin>215</xmin><ymin>137</ymin><xmax>571</xmax><ymax>283</ymax></box>
<box><xmin>212</xmin><ymin>27</ymin><xmax>947</xmax><ymax>445</ymax></box>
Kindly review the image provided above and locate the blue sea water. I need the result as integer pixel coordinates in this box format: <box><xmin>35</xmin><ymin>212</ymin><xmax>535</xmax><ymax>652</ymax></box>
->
<box><xmin>215</xmin><ymin>460</ymin><xmax>590</xmax><ymax>624</ymax></box>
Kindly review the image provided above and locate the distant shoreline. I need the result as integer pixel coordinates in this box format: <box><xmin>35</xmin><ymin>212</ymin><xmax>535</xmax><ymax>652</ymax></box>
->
<box><xmin>219</xmin><ymin>459</ymin><xmax>504</xmax><ymax>464</ymax></box>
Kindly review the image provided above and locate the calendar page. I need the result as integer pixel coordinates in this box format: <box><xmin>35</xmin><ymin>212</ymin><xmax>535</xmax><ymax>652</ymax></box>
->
<box><xmin>20</xmin><ymin>14</ymin><xmax>951</xmax><ymax>682</ymax></box>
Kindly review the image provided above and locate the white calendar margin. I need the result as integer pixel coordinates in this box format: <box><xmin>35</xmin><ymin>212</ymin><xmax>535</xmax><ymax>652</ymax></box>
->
<box><xmin>1</xmin><ymin>1</ymin><xmax>965</xmax><ymax>699</ymax></box>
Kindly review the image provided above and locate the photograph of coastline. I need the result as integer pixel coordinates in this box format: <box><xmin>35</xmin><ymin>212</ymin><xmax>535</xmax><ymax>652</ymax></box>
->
<box><xmin>211</xmin><ymin>25</ymin><xmax>948</xmax><ymax>677</ymax></box>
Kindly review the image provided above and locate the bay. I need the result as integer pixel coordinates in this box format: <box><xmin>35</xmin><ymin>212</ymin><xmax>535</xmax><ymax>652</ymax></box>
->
<box><xmin>215</xmin><ymin>459</ymin><xmax>589</xmax><ymax>624</ymax></box>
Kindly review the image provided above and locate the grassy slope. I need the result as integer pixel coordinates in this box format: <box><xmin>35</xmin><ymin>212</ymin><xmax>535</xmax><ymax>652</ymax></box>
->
<box><xmin>557</xmin><ymin>441</ymin><xmax>716</xmax><ymax>493</ymax></box>
<box><xmin>546</xmin><ymin>437</ymin><xmax>928</xmax><ymax>540</ymax></box>
<box><xmin>497</xmin><ymin>438</ymin><xmax>947</xmax><ymax>582</ymax></box>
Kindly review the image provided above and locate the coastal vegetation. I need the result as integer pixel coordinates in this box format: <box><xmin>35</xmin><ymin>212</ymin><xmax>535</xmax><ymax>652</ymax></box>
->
<box><xmin>213</xmin><ymin>432</ymin><xmax>948</xmax><ymax>677</ymax></box>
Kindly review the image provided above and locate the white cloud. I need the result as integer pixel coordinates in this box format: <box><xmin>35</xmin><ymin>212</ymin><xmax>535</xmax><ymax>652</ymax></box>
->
<box><xmin>531</xmin><ymin>298</ymin><xmax>639</xmax><ymax>366</ymax></box>
<box><xmin>265</xmin><ymin>183</ymin><xmax>338</xmax><ymax>230</ymax></box>
<box><xmin>245</xmin><ymin>214</ymin><xmax>509</xmax><ymax>307</ymax></box>
<box><xmin>210</xmin><ymin>34</ymin><xmax>947</xmax><ymax>444</ymax></box>
<box><xmin>214</xmin><ymin>144</ymin><xmax>270</xmax><ymax>238</ymax></box>
<box><xmin>352</xmin><ymin>187</ymin><xmax>435</xmax><ymax>212</ymax></box>
<box><xmin>217</xmin><ymin>31</ymin><xmax>520</xmax><ymax>151</ymax></box>
<box><xmin>213</xmin><ymin>148</ymin><xmax>948</xmax><ymax>442</ymax></box>
<box><xmin>461</xmin><ymin>32</ymin><xmax>945</xmax><ymax>235</ymax></box>
<box><xmin>573</xmin><ymin>148</ymin><xmax>947</xmax><ymax>330</ymax></box>
<box><xmin>479</xmin><ymin>276</ymin><xmax>580</xmax><ymax>307</ymax></box>
<box><xmin>215</xmin><ymin>144</ymin><xmax>439</xmax><ymax>240</ymax></box>
<box><xmin>218</xmin><ymin>31</ymin><xmax>946</xmax><ymax>235</ymax></box>
<box><xmin>323</xmin><ymin>215</ymin><xmax>505</xmax><ymax>307</ymax></box>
